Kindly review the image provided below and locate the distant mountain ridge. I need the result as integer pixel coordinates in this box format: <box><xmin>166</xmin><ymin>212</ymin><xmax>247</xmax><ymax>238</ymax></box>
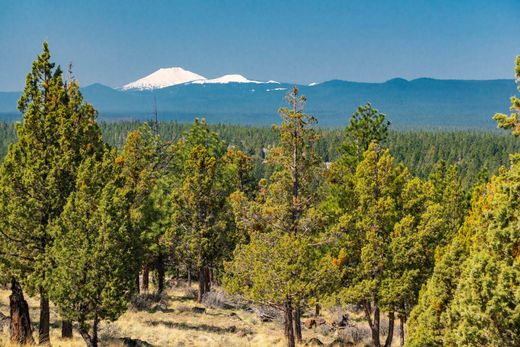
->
<box><xmin>0</xmin><ymin>73</ymin><xmax>516</xmax><ymax>128</ymax></box>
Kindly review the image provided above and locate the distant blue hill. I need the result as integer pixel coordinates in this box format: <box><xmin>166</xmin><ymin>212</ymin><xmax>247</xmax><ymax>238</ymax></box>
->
<box><xmin>0</xmin><ymin>78</ymin><xmax>516</xmax><ymax>128</ymax></box>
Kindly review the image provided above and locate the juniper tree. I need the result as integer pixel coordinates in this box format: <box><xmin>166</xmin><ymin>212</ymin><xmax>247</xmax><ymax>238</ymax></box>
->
<box><xmin>329</xmin><ymin>141</ymin><xmax>466</xmax><ymax>347</ymax></box>
<box><xmin>405</xmin><ymin>160</ymin><xmax>515</xmax><ymax>346</ymax></box>
<box><xmin>332</xmin><ymin>143</ymin><xmax>406</xmax><ymax>347</ymax></box>
<box><xmin>407</xmin><ymin>56</ymin><xmax>520</xmax><ymax>346</ymax></box>
<box><xmin>0</xmin><ymin>42</ymin><xmax>103</xmax><ymax>344</ymax></box>
<box><xmin>49</xmin><ymin>149</ymin><xmax>140</xmax><ymax>347</ymax></box>
<box><xmin>442</xmin><ymin>157</ymin><xmax>520</xmax><ymax>345</ymax></box>
<box><xmin>167</xmin><ymin>119</ymin><xmax>235</xmax><ymax>301</ymax></box>
<box><xmin>320</xmin><ymin>103</ymin><xmax>391</xmax><ymax>229</ymax></box>
<box><xmin>382</xmin><ymin>178</ymin><xmax>456</xmax><ymax>347</ymax></box>
<box><xmin>493</xmin><ymin>55</ymin><xmax>520</xmax><ymax>136</ymax></box>
<box><xmin>224</xmin><ymin>88</ymin><xmax>332</xmax><ymax>347</ymax></box>
<box><xmin>119</xmin><ymin>124</ymin><xmax>167</xmax><ymax>293</ymax></box>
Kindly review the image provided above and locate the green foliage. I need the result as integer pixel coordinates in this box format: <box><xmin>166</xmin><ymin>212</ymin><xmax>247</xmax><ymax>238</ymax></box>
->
<box><xmin>167</xmin><ymin>119</ymin><xmax>234</xmax><ymax>277</ymax></box>
<box><xmin>323</xmin><ymin>138</ymin><xmax>468</xmax><ymax>346</ymax></box>
<box><xmin>49</xmin><ymin>149</ymin><xmax>140</xmax><ymax>341</ymax></box>
<box><xmin>341</xmin><ymin>102</ymin><xmax>390</xmax><ymax>163</ymax></box>
<box><xmin>406</xmin><ymin>157</ymin><xmax>520</xmax><ymax>346</ymax></box>
<box><xmin>494</xmin><ymin>56</ymin><xmax>520</xmax><ymax>136</ymax></box>
<box><xmin>119</xmin><ymin>123</ymin><xmax>166</xmax><ymax>267</ymax></box>
<box><xmin>335</xmin><ymin>143</ymin><xmax>404</xmax><ymax>303</ymax></box>
<box><xmin>224</xmin><ymin>88</ymin><xmax>332</xmax><ymax>313</ymax></box>
<box><xmin>225</xmin><ymin>231</ymin><xmax>333</xmax><ymax>305</ymax></box>
<box><xmin>0</xmin><ymin>42</ymin><xmax>103</xmax><ymax>293</ymax></box>
<box><xmin>2</xmin><ymin>122</ymin><xmax>519</xmax><ymax>189</ymax></box>
<box><xmin>407</xmin><ymin>55</ymin><xmax>520</xmax><ymax>346</ymax></box>
<box><xmin>444</xmin><ymin>160</ymin><xmax>520</xmax><ymax>344</ymax></box>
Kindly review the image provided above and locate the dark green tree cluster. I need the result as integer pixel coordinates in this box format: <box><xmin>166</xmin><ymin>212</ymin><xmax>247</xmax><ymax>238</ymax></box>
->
<box><xmin>165</xmin><ymin>118</ymin><xmax>249</xmax><ymax>302</ymax></box>
<box><xmin>3</xmin><ymin>122</ymin><xmax>519</xmax><ymax>189</ymax></box>
<box><xmin>405</xmin><ymin>55</ymin><xmax>520</xmax><ymax>347</ymax></box>
<box><xmin>0</xmin><ymin>44</ymin><xmax>166</xmax><ymax>347</ymax></box>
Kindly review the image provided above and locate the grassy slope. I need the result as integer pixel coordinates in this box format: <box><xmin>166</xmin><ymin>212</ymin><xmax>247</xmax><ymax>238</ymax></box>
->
<box><xmin>0</xmin><ymin>285</ymin><xmax>398</xmax><ymax>346</ymax></box>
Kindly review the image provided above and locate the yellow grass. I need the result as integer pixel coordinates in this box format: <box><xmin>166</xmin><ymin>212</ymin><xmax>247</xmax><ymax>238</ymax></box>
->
<box><xmin>0</xmin><ymin>285</ymin><xmax>399</xmax><ymax>346</ymax></box>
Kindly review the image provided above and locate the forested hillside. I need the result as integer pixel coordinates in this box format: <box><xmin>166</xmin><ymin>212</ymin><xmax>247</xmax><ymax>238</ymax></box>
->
<box><xmin>1</xmin><ymin>77</ymin><xmax>516</xmax><ymax>128</ymax></box>
<box><xmin>0</xmin><ymin>44</ymin><xmax>518</xmax><ymax>347</ymax></box>
<box><xmin>1</xmin><ymin>122</ymin><xmax>518</xmax><ymax>189</ymax></box>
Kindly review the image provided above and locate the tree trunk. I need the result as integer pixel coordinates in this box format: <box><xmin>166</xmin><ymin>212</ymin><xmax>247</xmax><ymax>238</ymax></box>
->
<box><xmin>135</xmin><ymin>273</ymin><xmax>140</xmax><ymax>294</ymax></box>
<box><xmin>284</xmin><ymin>298</ymin><xmax>295</xmax><ymax>347</ymax></box>
<box><xmin>374</xmin><ymin>306</ymin><xmax>380</xmax><ymax>346</ymax></box>
<box><xmin>156</xmin><ymin>252</ymin><xmax>165</xmax><ymax>294</ymax></box>
<box><xmin>79</xmin><ymin>315</ymin><xmax>98</xmax><ymax>347</ymax></box>
<box><xmin>79</xmin><ymin>327</ymin><xmax>94</xmax><ymax>347</ymax></box>
<box><xmin>38</xmin><ymin>289</ymin><xmax>50</xmax><ymax>345</ymax></box>
<box><xmin>293</xmin><ymin>305</ymin><xmax>302</xmax><ymax>343</ymax></box>
<box><xmin>187</xmin><ymin>266</ymin><xmax>192</xmax><ymax>287</ymax></box>
<box><xmin>384</xmin><ymin>311</ymin><xmax>395</xmax><ymax>347</ymax></box>
<box><xmin>399</xmin><ymin>315</ymin><xmax>406</xmax><ymax>347</ymax></box>
<box><xmin>315</xmin><ymin>303</ymin><xmax>320</xmax><ymax>317</ymax></box>
<box><xmin>92</xmin><ymin>315</ymin><xmax>98</xmax><ymax>347</ymax></box>
<box><xmin>9</xmin><ymin>279</ymin><xmax>34</xmax><ymax>345</ymax></box>
<box><xmin>142</xmin><ymin>264</ymin><xmax>150</xmax><ymax>293</ymax></box>
<box><xmin>61</xmin><ymin>320</ymin><xmax>73</xmax><ymax>338</ymax></box>
<box><xmin>364</xmin><ymin>302</ymin><xmax>381</xmax><ymax>347</ymax></box>
<box><xmin>204</xmin><ymin>266</ymin><xmax>211</xmax><ymax>293</ymax></box>
<box><xmin>198</xmin><ymin>267</ymin><xmax>206</xmax><ymax>303</ymax></box>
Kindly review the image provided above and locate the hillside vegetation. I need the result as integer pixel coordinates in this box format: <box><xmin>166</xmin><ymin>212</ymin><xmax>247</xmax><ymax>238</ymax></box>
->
<box><xmin>1</xmin><ymin>122</ymin><xmax>518</xmax><ymax>189</ymax></box>
<box><xmin>0</xmin><ymin>43</ymin><xmax>518</xmax><ymax>347</ymax></box>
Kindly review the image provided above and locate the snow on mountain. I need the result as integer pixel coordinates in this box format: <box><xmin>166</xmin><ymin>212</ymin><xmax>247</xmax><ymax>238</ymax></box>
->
<box><xmin>123</xmin><ymin>68</ymin><xmax>280</xmax><ymax>90</ymax></box>
<box><xmin>191</xmin><ymin>74</ymin><xmax>261</xmax><ymax>84</ymax></box>
<box><xmin>122</xmin><ymin>67</ymin><xmax>206</xmax><ymax>90</ymax></box>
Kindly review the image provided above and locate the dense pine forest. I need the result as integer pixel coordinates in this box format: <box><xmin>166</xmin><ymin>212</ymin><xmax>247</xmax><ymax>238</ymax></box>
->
<box><xmin>2</xmin><ymin>122</ymin><xmax>518</xmax><ymax>189</ymax></box>
<box><xmin>0</xmin><ymin>43</ymin><xmax>519</xmax><ymax>347</ymax></box>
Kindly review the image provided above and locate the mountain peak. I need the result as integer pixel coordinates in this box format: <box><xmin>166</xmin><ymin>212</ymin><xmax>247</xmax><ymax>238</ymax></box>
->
<box><xmin>192</xmin><ymin>74</ymin><xmax>261</xmax><ymax>84</ymax></box>
<box><xmin>122</xmin><ymin>67</ymin><xmax>206</xmax><ymax>90</ymax></box>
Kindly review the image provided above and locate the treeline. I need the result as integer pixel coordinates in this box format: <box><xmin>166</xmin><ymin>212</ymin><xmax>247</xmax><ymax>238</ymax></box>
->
<box><xmin>1</xmin><ymin>121</ymin><xmax>519</xmax><ymax>188</ymax></box>
<box><xmin>0</xmin><ymin>43</ymin><xmax>519</xmax><ymax>347</ymax></box>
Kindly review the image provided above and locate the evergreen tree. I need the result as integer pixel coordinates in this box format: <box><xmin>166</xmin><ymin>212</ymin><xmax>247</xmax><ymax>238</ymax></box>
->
<box><xmin>443</xmin><ymin>158</ymin><xmax>520</xmax><ymax>345</ymax></box>
<box><xmin>224</xmin><ymin>88</ymin><xmax>331</xmax><ymax>347</ymax></box>
<box><xmin>49</xmin><ymin>149</ymin><xmax>140</xmax><ymax>347</ymax></box>
<box><xmin>406</xmin><ymin>54</ymin><xmax>520</xmax><ymax>346</ymax></box>
<box><xmin>494</xmin><ymin>55</ymin><xmax>520</xmax><ymax>136</ymax></box>
<box><xmin>0</xmin><ymin>42</ymin><xmax>103</xmax><ymax>344</ymax></box>
<box><xmin>382</xmin><ymin>177</ymin><xmax>457</xmax><ymax>346</ymax></box>
<box><xmin>167</xmin><ymin>118</ymin><xmax>232</xmax><ymax>302</ymax></box>
<box><xmin>334</xmin><ymin>142</ymin><xmax>405</xmax><ymax>347</ymax></box>
<box><xmin>341</xmin><ymin>102</ymin><xmax>390</xmax><ymax>164</ymax></box>
<box><xmin>405</xmin><ymin>161</ymin><xmax>514</xmax><ymax>346</ymax></box>
<box><xmin>319</xmin><ymin>103</ymin><xmax>391</xmax><ymax>232</ymax></box>
<box><xmin>119</xmin><ymin>124</ymin><xmax>167</xmax><ymax>293</ymax></box>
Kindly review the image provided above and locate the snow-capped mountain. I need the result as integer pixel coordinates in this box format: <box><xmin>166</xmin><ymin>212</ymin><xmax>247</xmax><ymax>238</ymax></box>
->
<box><xmin>122</xmin><ymin>68</ymin><xmax>271</xmax><ymax>90</ymax></box>
<box><xmin>0</xmin><ymin>77</ymin><xmax>515</xmax><ymax>128</ymax></box>
<box><xmin>191</xmin><ymin>74</ymin><xmax>261</xmax><ymax>84</ymax></box>
<box><xmin>122</xmin><ymin>67</ymin><xmax>206</xmax><ymax>90</ymax></box>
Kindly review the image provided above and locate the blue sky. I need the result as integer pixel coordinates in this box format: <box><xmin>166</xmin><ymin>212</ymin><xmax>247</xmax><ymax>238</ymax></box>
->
<box><xmin>0</xmin><ymin>0</ymin><xmax>519</xmax><ymax>91</ymax></box>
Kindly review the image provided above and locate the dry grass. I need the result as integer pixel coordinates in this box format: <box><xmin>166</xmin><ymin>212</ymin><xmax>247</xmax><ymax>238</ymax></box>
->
<box><xmin>0</xmin><ymin>285</ymin><xmax>402</xmax><ymax>346</ymax></box>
